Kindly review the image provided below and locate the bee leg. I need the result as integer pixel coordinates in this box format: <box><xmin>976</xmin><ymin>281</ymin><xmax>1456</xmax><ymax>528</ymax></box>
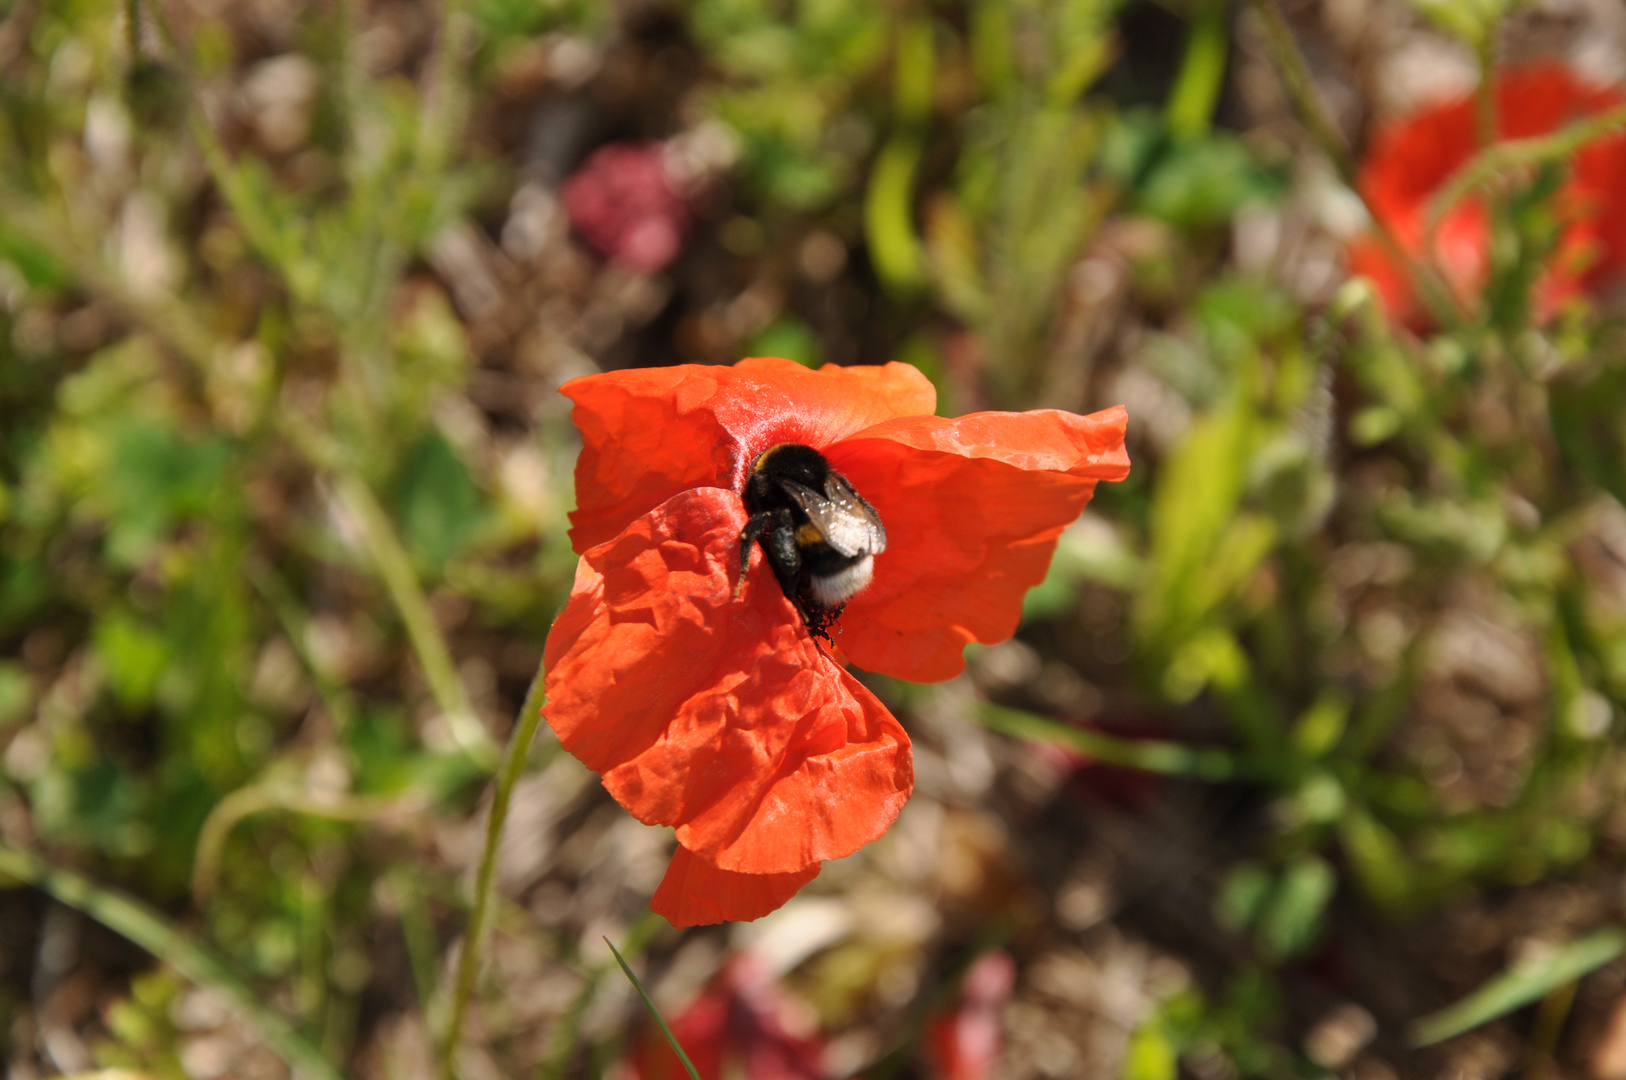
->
<box><xmin>765</xmin><ymin>515</ymin><xmax>802</xmax><ymax>598</ymax></box>
<box><xmin>736</xmin><ymin>513</ymin><xmax>772</xmax><ymax>597</ymax></box>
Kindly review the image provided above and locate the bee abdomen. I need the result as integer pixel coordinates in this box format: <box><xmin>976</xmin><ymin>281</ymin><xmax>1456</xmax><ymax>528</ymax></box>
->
<box><xmin>806</xmin><ymin>554</ymin><xmax>875</xmax><ymax>609</ymax></box>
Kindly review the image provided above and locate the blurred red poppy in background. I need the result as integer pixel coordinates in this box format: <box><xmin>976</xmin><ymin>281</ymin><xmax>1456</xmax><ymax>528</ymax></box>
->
<box><xmin>1348</xmin><ymin>61</ymin><xmax>1626</xmax><ymax>328</ymax></box>
<box><xmin>561</xmin><ymin>141</ymin><xmax>692</xmax><ymax>272</ymax></box>
<box><xmin>923</xmin><ymin>951</ymin><xmax>1018</xmax><ymax>1080</ymax></box>
<box><xmin>630</xmin><ymin>955</ymin><xmax>825</xmax><ymax>1080</ymax></box>
<box><xmin>543</xmin><ymin>358</ymin><xmax>1129</xmax><ymax>925</ymax></box>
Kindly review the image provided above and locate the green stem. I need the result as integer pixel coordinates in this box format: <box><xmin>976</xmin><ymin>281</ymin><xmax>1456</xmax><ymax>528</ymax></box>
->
<box><xmin>1473</xmin><ymin>34</ymin><xmax>1497</xmax><ymax>152</ymax></box>
<box><xmin>436</xmin><ymin>664</ymin><xmax>548</xmax><ymax>1080</ymax></box>
<box><xmin>978</xmin><ymin>703</ymin><xmax>1240</xmax><ymax>781</ymax></box>
<box><xmin>333</xmin><ymin>470</ymin><xmax>496</xmax><ymax>767</ymax></box>
<box><xmin>0</xmin><ymin>844</ymin><xmax>344</xmax><ymax>1080</ymax></box>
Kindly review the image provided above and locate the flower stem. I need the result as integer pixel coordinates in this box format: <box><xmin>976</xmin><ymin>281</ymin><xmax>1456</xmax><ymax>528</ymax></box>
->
<box><xmin>435</xmin><ymin>663</ymin><xmax>548</xmax><ymax>1080</ymax></box>
<box><xmin>0</xmin><ymin>844</ymin><xmax>343</xmax><ymax>1080</ymax></box>
<box><xmin>978</xmin><ymin>703</ymin><xmax>1240</xmax><ymax>781</ymax></box>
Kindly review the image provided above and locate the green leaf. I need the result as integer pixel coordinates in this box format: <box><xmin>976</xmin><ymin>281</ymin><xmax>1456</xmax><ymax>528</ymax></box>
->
<box><xmin>865</xmin><ymin>135</ymin><xmax>927</xmax><ymax>292</ymax></box>
<box><xmin>1215</xmin><ymin>862</ymin><xmax>1272</xmax><ymax>933</ymax></box>
<box><xmin>748</xmin><ymin>316</ymin><xmax>823</xmax><ymax>368</ymax></box>
<box><xmin>1122</xmin><ymin>1014</ymin><xmax>1179</xmax><ymax>1080</ymax></box>
<box><xmin>94</xmin><ymin>612</ymin><xmax>170</xmax><ymax>712</ymax></box>
<box><xmin>395</xmin><ymin>434</ymin><xmax>482</xmax><ymax>567</ymax></box>
<box><xmin>102</xmin><ymin>421</ymin><xmax>234</xmax><ymax>564</ymax></box>
<box><xmin>1135</xmin><ymin>135</ymin><xmax>1286</xmax><ymax>231</ymax></box>
<box><xmin>980</xmin><ymin>703</ymin><xmax>1239</xmax><ymax>781</ymax></box>
<box><xmin>1257</xmin><ymin>855</ymin><xmax>1336</xmax><ymax>961</ymax></box>
<box><xmin>1165</xmin><ymin>0</ymin><xmax>1228</xmax><ymax>142</ymax></box>
<box><xmin>1411</xmin><ymin>928</ymin><xmax>1626</xmax><ymax>1046</ymax></box>
<box><xmin>0</xmin><ymin>661</ymin><xmax>29</xmax><ymax>730</ymax></box>
<box><xmin>0</xmin><ymin>220</ymin><xmax>70</xmax><ymax>290</ymax></box>
<box><xmin>1290</xmin><ymin>692</ymin><xmax>1350</xmax><ymax>760</ymax></box>
<box><xmin>1135</xmin><ymin>391</ymin><xmax>1273</xmax><ymax>671</ymax></box>
<box><xmin>893</xmin><ymin>17</ymin><xmax>935</xmax><ymax>122</ymax></box>
<box><xmin>606</xmin><ymin>936</ymin><xmax>703</xmax><ymax>1080</ymax></box>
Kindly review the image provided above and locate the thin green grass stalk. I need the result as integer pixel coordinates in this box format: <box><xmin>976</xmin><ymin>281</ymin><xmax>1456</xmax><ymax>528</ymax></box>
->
<box><xmin>0</xmin><ymin>844</ymin><xmax>344</xmax><ymax>1080</ymax></box>
<box><xmin>435</xmin><ymin>665</ymin><xmax>548</xmax><ymax>1080</ymax></box>
<box><xmin>536</xmin><ymin>973</ymin><xmax>600</xmax><ymax>1080</ymax></box>
<box><xmin>979</xmin><ymin>703</ymin><xmax>1240</xmax><ymax>781</ymax></box>
<box><xmin>1424</xmin><ymin>102</ymin><xmax>1626</xmax><ymax>256</ymax></box>
<box><xmin>605</xmin><ymin>937</ymin><xmax>702</xmax><ymax>1080</ymax></box>
<box><xmin>333</xmin><ymin>471</ymin><xmax>497</xmax><ymax>767</ymax></box>
<box><xmin>390</xmin><ymin>867</ymin><xmax>442</xmax><ymax>1018</ymax></box>
<box><xmin>0</xmin><ymin>185</ymin><xmax>218</xmax><ymax>374</ymax></box>
<box><xmin>193</xmin><ymin>787</ymin><xmax>424</xmax><ymax>903</ymax></box>
<box><xmin>535</xmin><ymin>912</ymin><xmax>666</xmax><ymax>1080</ymax></box>
<box><xmin>245</xmin><ymin>558</ymin><xmax>360</xmax><ymax>734</ymax></box>
<box><xmin>1244</xmin><ymin>0</ymin><xmax>1352</xmax><ymax>182</ymax></box>
<box><xmin>127</xmin><ymin>0</ymin><xmax>490</xmax><ymax>757</ymax></box>
<box><xmin>1411</xmin><ymin>926</ymin><xmax>1626</xmax><ymax>1046</ymax></box>
<box><xmin>1243</xmin><ymin>0</ymin><xmax>1467</xmax><ymax>330</ymax></box>
<box><xmin>419</xmin><ymin>0</ymin><xmax>475</xmax><ymax>176</ymax></box>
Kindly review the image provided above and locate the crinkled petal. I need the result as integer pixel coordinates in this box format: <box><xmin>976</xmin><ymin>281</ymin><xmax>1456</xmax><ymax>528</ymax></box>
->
<box><xmin>563</xmin><ymin>359</ymin><xmax>937</xmax><ymax>552</ymax></box>
<box><xmin>542</xmin><ymin>486</ymin><xmax>913</xmax><ymax>874</ymax></box>
<box><xmin>651</xmin><ymin>845</ymin><xmax>821</xmax><ymax>927</ymax></box>
<box><xmin>826</xmin><ymin>405</ymin><xmax>1130</xmax><ymax>683</ymax></box>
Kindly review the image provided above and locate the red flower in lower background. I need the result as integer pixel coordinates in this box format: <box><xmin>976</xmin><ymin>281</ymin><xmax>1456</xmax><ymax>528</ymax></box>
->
<box><xmin>562</xmin><ymin>142</ymin><xmax>691</xmax><ymax>272</ymax></box>
<box><xmin>543</xmin><ymin>358</ymin><xmax>1129</xmax><ymax>925</ymax></box>
<box><xmin>630</xmin><ymin>955</ymin><xmax>825</xmax><ymax>1080</ymax></box>
<box><xmin>923</xmin><ymin>951</ymin><xmax>1017</xmax><ymax>1080</ymax></box>
<box><xmin>1348</xmin><ymin>61</ymin><xmax>1626</xmax><ymax>327</ymax></box>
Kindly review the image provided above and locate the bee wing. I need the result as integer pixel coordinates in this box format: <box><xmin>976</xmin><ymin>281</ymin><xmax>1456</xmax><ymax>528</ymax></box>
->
<box><xmin>780</xmin><ymin>474</ymin><xmax>887</xmax><ymax>557</ymax></box>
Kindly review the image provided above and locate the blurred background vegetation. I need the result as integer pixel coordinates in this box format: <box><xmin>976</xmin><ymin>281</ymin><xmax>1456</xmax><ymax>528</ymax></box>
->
<box><xmin>5</xmin><ymin>0</ymin><xmax>1626</xmax><ymax>1077</ymax></box>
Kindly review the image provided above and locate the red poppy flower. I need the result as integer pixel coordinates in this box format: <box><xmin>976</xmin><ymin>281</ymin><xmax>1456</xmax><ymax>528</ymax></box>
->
<box><xmin>543</xmin><ymin>358</ymin><xmax>1129</xmax><ymax>925</ymax></box>
<box><xmin>561</xmin><ymin>142</ymin><xmax>691</xmax><ymax>272</ymax></box>
<box><xmin>1349</xmin><ymin>61</ymin><xmax>1626</xmax><ymax>327</ymax></box>
<box><xmin>923</xmin><ymin>950</ymin><xmax>1017</xmax><ymax>1080</ymax></box>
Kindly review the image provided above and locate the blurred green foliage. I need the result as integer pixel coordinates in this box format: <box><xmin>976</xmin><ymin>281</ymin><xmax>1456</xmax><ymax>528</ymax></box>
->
<box><xmin>3</xmin><ymin>0</ymin><xmax>1626</xmax><ymax>1076</ymax></box>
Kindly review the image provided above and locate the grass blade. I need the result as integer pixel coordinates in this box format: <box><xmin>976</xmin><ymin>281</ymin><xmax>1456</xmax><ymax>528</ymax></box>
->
<box><xmin>979</xmin><ymin>703</ymin><xmax>1239</xmax><ymax>781</ymax></box>
<box><xmin>0</xmin><ymin>844</ymin><xmax>343</xmax><ymax>1080</ymax></box>
<box><xmin>604</xmin><ymin>936</ymin><xmax>702</xmax><ymax>1080</ymax></box>
<box><xmin>1410</xmin><ymin>926</ymin><xmax>1626</xmax><ymax>1046</ymax></box>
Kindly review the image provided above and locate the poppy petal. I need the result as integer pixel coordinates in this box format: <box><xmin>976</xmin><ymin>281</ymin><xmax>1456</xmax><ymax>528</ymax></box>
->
<box><xmin>563</xmin><ymin>359</ymin><xmax>937</xmax><ymax>552</ymax></box>
<box><xmin>827</xmin><ymin>405</ymin><xmax>1130</xmax><ymax>683</ymax></box>
<box><xmin>542</xmin><ymin>486</ymin><xmax>913</xmax><ymax>874</ymax></box>
<box><xmin>650</xmin><ymin>845</ymin><xmax>822</xmax><ymax>926</ymax></box>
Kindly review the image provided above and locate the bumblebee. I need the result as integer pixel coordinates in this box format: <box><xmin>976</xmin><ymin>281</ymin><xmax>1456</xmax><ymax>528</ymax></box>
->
<box><xmin>736</xmin><ymin>443</ymin><xmax>887</xmax><ymax>641</ymax></box>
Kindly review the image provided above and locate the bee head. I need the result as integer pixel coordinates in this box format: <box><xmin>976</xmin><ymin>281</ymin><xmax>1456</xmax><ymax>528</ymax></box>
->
<box><xmin>746</xmin><ymin>443</ymin><xmax>830</xmax><ymax>511</ymax></box>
